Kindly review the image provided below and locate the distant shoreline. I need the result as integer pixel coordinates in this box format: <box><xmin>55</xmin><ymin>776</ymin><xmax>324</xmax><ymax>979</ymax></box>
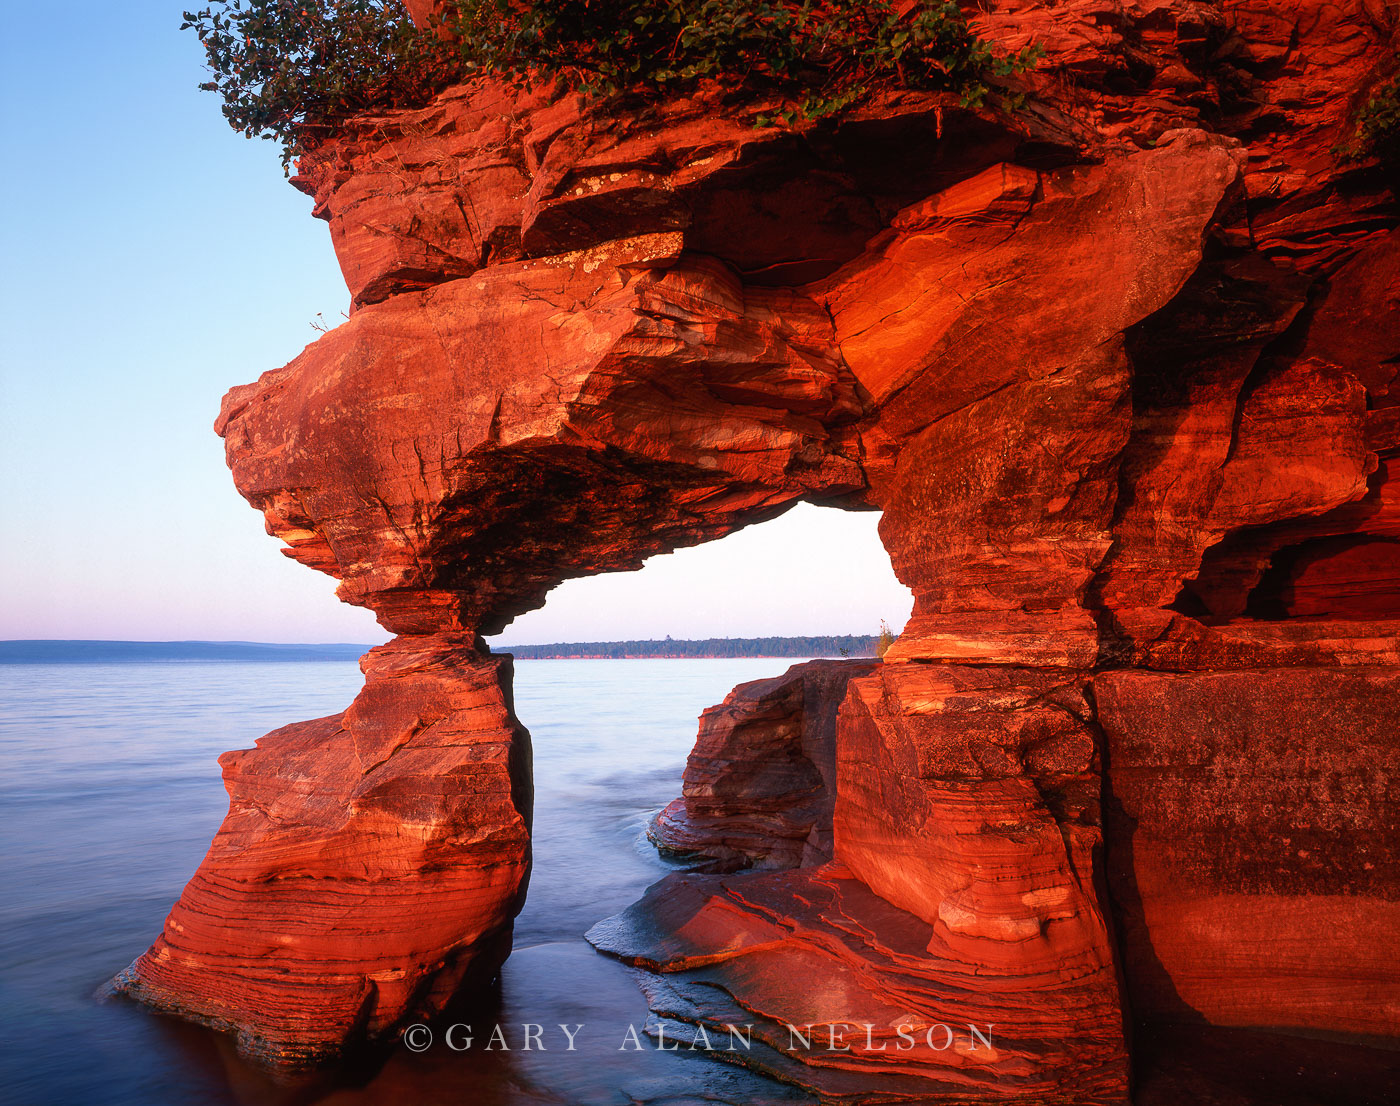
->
<box><xmin>496</xmin><ymin>636</ymin><xmax>878</xmax><ymax>660</ymax></box>
<box><xmin>0</xmin><ymin>637</ymin><xmax>879</xmax><ymax>664</ymax></box>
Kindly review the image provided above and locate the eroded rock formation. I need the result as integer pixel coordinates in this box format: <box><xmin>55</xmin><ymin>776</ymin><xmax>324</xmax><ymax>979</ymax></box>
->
<box><xmin>114</xmin><ymin>637</ymin><xmax>531</xmax><ymax>1062</ymax></box>
<box><xmin>120</xmin><ymin>0</ymin><xmax>1398</xmax><ymax>1098</ymax></box>
<box><xmin>649</xmin><ymin>659</ymin><xmax>878</xmax><ymax>870</ymax></box>
<box><xmin>1098</xmin><ymin>667</ymin><xmax>1400</xmax><ymax>1037</ymax></box>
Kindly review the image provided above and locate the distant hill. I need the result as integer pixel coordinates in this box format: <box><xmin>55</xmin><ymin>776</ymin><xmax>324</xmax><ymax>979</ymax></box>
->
<box><xmin>0</xmin><ymin>640</ymin><xmax>374</xmax><ymax>664</ymax></box>
<box><xmin>498</xmin><ymin>635</ymin><xmax>879</xmax><ymax>659</ymax></box>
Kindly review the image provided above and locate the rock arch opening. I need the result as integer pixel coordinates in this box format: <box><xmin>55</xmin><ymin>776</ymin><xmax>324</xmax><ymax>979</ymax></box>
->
<box><xmin>488</xmin><ymin>502</ymin><xmax>912</xmax><ymax>904</ymax></box>
<box><xmin>487</xmin><ymin>501</ymin><xmax>913</xmax><ymax>649</ymax></box>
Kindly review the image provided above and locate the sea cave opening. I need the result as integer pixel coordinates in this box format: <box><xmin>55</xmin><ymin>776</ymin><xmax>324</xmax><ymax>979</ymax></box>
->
<box><xmin>425</xmin><ymin>501</ymin><xmax>913</xmax><ymax>1099</ymax></box>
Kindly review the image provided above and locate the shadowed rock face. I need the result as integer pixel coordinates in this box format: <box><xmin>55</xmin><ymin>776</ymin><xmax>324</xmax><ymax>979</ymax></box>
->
<box><xmin>649</xmin><ymin>659</ymin><xmax>879</xmax><ymax>870</ymax></box>
<box><xmin>121</xmin><ymin>0</ymin><xmax>1398</xmax><ymax>1096</ymax></box>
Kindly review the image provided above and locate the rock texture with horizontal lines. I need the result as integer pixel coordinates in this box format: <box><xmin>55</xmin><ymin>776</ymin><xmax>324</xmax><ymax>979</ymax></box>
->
<box><xmin>114</xmin><ymin>636</ymin><xmax>531</xmax><ymax>1062</ymax></box>
<box><xmin>649</xmin><ymin>659</ymin><xmax>878</xmax><ymax>870</ymax></box>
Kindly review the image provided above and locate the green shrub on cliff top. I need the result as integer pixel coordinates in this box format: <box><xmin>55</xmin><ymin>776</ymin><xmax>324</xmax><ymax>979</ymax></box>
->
<box><xmin>1356</xmin><ymin>75</ymin><xmax>1399</xmax><ymax>168</ymax></box>
<box><xmin>182</xmin><ymin>0</ymin><xmax>1040</xmax><ymax>170</ymax></box>
<box><xmin>183</xmin><ymin>1</ymin><xmax>451</xmax><ymax>164</ymax></box>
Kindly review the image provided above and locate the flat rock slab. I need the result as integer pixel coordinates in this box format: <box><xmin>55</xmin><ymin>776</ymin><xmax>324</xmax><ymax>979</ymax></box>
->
<box><xmin>589</xmin><ymin>865</ymin><xmax>1129</xmax><ymax>1104</ymax></box>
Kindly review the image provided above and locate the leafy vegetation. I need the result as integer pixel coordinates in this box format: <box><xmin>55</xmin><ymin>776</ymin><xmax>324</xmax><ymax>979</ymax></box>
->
<box><xmin>1355</xmin><ymin>74</ymin><xmax>1399</xmax><ymax>168</ymax></box>
<box><xmin>182</xmin><ymin>0</ymin><xmax>1040</xmax><ymax>169</ymax></box>
<box><xmin>182</xmin><ymin>1</ymin><xmax>454</xmax><ymax>167</ymax></box>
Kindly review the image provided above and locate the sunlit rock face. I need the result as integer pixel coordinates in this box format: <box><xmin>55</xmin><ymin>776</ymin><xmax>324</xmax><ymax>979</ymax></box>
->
<box><xmin>1096</xmin><ymin>667</ymin><xmax>1400</xmax><ymax>1039</ymax></box>
<box><xmin>214</xmin><ymin>249</ymin><xmax>866</xmax><ymax>637</ymax></box>
<box><xmin>114</xmin><ymin>637</ymin><xmax>532</xmax><ymax>1064</ymax></box>
<box><xmin>121</xmin><ymin>0</ymin><xmax>1398</xmax><ymax>1094</ymax></box>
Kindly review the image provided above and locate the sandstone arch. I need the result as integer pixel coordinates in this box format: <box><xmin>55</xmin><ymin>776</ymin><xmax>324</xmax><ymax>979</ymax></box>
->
<box><xmin>117</xmin><ymin>3</ymin><xmax>1400</xmax><ymax>1097</ymax></box>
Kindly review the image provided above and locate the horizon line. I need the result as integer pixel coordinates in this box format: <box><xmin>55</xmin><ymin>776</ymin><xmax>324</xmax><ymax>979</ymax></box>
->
<box><xmin>1</xmin><ymin>634</ymin><xmax>881</xmax><ymax>646</ymax></box>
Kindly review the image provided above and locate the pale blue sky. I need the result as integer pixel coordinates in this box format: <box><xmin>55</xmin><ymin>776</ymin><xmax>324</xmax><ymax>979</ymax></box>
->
<box><xmin>0</xmin><ymin>3</ymin><xmax>911</xmax><ymax>645</ymax></box>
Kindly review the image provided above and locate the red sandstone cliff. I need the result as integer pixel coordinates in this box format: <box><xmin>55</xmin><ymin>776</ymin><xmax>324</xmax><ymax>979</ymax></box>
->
<box><xmin>119</xmin><ymin>0</ymin><xmax>1398</xmax><ymax>1099</ymax></box>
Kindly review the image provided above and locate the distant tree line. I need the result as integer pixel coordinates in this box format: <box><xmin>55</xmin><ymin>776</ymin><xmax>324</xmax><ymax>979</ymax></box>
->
<box><xmin>500</xmin><ymin>635</ymin><xmax>879</xmax><ymax>659</ymax></box>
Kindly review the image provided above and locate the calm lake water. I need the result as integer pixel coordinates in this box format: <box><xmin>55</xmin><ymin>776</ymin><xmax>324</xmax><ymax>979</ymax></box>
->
<box><xmin>0</xmin><ymin>658</ymin><xmax>813</xmax><ymax>1106</ymax></box>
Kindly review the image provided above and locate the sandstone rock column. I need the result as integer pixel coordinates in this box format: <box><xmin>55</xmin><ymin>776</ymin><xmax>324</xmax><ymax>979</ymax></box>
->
<box><xmin>649</xmin><ymin>659</ymin><xmax>878</xmax><ymax>870</ymax></box>
<box><xmin>114</xmin><ymin>637</ymin><xmax>532</xmax><ymax>1062</ymax></box>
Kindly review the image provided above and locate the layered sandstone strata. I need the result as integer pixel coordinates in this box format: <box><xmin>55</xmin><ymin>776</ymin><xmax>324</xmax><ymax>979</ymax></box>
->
<box><xmin>121</xmin><ymin>0</ymin><xmax>1398</xmax><ymax>1098</ymax></box>
<box><xmin>589</xmin><ymin>865</ymin><xmax>1127</xmax><ymax>1104</ymax></box>
<box><xmin>114</xmin><ymin>637</ymin><xmax>531</xmax><ymax>1062</ymax></box>
<box><xmin>649</xmin><ymin>659</ymin><xmax>878</xmax><ymax>870</ymax></box>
